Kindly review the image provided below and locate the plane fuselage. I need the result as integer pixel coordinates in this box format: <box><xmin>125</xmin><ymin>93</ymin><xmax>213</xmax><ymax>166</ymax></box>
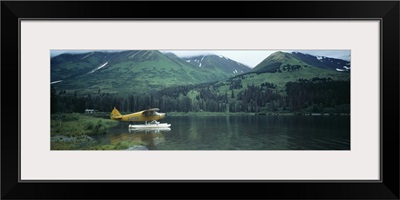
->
<box><xmin>118</xmin><ymin>111</ymin><xmax>166</xmax><ymax>122</ymax></box>
<box><xmin>110</xmin><ymin>107</ymin><xmax>166</xmax><ymax>122</ymax></box>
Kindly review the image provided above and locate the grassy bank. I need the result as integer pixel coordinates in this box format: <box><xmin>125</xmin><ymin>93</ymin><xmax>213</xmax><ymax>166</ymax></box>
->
<box><xmin>50</xmin><ymin>113</ymin><xmax>149</xmax><ymax>150</ymax></box>
<box><xmin>51</xmin><ymin>113</ymin><xmax>118</xmax><ymax>137</ymax></box>
<box><xmin>51</xmin><ymin>140</ymin><xmax>147</xmax><ymax>150</ymax></box>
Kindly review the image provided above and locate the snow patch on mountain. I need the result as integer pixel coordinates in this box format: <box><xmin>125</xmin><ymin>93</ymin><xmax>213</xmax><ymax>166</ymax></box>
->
<box><xmin>51</xmin><ymin>80</ymin><xmax>63</xmax><ymax>84</ymax></box>
<box><xmin>81</xmin><ymin>52</ymin><xmax>94</xmax><ymax>60</ymax></box>
<box><xmin>89</xmin><ymin>62</ymin><xmax>108</xmax><ymax>73</ymax></box>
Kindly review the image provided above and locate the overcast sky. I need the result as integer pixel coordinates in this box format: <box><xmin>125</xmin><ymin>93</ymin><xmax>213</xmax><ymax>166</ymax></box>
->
<box><xmin>51</xmin><ymin>50</ymin><xmax>350</xmax><ymax>68</ymax></box>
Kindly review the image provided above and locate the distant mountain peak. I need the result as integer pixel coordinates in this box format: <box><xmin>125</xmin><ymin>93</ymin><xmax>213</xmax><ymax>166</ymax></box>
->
<box><xmin>253</xmin><ymin>51</ymin><xmax>350</xmax><ymax>73</ymax></box>
<box><xmin>182</xmin><ymin>54</ymin><xmax>251</xmax><ymax>74</ymax></box>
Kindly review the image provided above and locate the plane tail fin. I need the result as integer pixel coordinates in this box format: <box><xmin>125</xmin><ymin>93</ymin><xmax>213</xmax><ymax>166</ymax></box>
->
<box><xmin>110</xmin><ymin>107</ymin><xmax>123</xmax><ymax>120</ymax></box>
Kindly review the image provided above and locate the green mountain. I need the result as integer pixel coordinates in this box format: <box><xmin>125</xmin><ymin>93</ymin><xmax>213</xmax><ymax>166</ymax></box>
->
<box><xmin>218</xmin><ymin>51</ymin><xmax>350</xmax><ymax>92</ymax></box>
<box><xmin>51</xmin><ymin>50</ymin><xmax>249</xmax><ymax>95</ymax></box>
<box><xmin>252</xmin><ymin>51</ymin><xmax>306</xmax><ymax>73</ymax></box>
<box><xmin>253</xmin><ymin>51</ymin><xmax>351</xmax><ymax>73</ymax></box>
<box><xmin>290</xmin><ymin>52</ymin><xmax>350</xmax><ymax>71</ymax></box>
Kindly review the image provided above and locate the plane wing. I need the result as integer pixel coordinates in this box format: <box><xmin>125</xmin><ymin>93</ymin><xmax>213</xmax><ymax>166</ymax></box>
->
<box><xmin>142</xmin><ymin>108</ymin><xmax>160</xmax><ymax>116</ymax></box>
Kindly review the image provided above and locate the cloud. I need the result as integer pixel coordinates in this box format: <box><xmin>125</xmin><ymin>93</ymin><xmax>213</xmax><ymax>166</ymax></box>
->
<box><xmin>162</xmin><ymin>50</ymin><xmax>276</xmax><ymax>67</ymax></box>
<box><xmin>51</xmin><ymin>50</ymin><xmax>93</xmax><ymax>57</ymax></box>
<box><xmin>295</xmin><ymin>50</ymin><xmax>351</xmax><ymax>61</ymax></box>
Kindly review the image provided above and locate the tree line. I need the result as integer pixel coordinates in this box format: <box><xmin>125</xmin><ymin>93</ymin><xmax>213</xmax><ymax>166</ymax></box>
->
<box><xmin>51</xmin><ymin>77</ymin><xmax>350</xmax><ymax>114</ymax></box>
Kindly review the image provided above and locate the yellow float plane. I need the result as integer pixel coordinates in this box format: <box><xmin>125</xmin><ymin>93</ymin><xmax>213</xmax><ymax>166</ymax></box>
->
<box><xmin>110</xmin><ymin>107</ymin><xmax>171</xmax><ymax>129</ymax></box>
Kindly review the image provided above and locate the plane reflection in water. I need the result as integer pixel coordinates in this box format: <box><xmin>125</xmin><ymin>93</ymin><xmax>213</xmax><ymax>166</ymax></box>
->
<box><xmin>104</xmin><ymin>127</ymin><xmax>171</xmax><ymax>150</ymax></box>
<box><xmin>129</xmin><ymin>128</ymin><xmax>171</xmax><ymax>150</ymax></box>
<box><xmin>106</xmin><ymin>107</ymin><xmax>171</xmax><ymax>149</ymax></box>
<box><xmin>128</xmin><ymin>127</ymin><xmax>171</xmax><ymax>133</ymax></box>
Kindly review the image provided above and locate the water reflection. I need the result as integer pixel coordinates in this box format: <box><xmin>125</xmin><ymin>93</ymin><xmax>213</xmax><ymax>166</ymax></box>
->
<box><xmin>128</xmin><ymin>127</ymin><xmax>171</xmax><ymax>133</ymax></box>
<box><xmin>96</xmin><ymin>125</ymin><xmax>171</xmax><ymax>150</ymax></box>
<box><xmin>127</xmin><ymin>128</ymin><xmax>171</xmax><ymax>150</ymax></box>
<box><xmin>95</xmin><ymin>116</ymin><xmax>350</xmax><ymax>150</ymax></box>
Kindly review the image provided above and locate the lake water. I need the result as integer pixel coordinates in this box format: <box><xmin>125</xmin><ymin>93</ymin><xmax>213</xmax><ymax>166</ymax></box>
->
<box><xmin>94</xmin><ymin>115</ymin><xmax>350</xmax><ymax>150</ymax></box>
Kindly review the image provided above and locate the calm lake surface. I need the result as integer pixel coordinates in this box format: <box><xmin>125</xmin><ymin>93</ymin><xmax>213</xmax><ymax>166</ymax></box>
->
<box><xmin>94</xmin><ymin>115</ymin><xmax>350</xmax><ymax>150</ymax></box>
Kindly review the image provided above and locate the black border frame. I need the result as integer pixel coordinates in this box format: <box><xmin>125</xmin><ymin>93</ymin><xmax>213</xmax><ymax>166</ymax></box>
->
<box><xmin>2</xmin><ymin>1</ymin><xmax>399</xmax><ymax>199</ymax></box>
